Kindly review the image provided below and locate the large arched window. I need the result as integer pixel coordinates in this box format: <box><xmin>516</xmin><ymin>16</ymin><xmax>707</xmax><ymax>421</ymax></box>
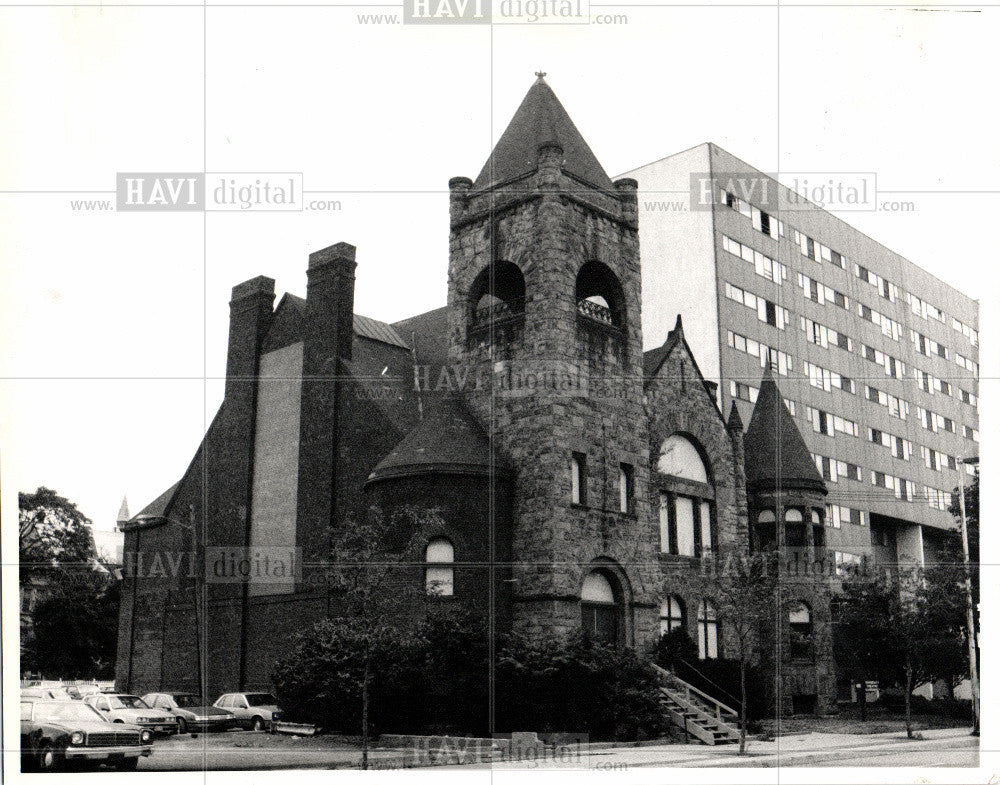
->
<box><xmin>581</xmin><ymin>570</ymin><xmax>621</xmax><ymax>644</ymax></box>
<box><xmin>788</xmin><ymin>601</ymin><xmax>813</xmax><ymax>660</ymax></box>
<box><xmin>697</xmin><ymin>599</ymin><xmax>720</xmax><ymax>659</ymax></box>
<box><xmin>425</xmin><ymin>538</ymin><xmax>454</xmax><ymax>596</ymax></box>
<box><xmin>575</xmin><ymin>261</ymin><xmax>626</xmax><ymax>327</ymax></box>
<box><xmin>469</xmin><ymin>261</ymin><xmax>525</xmax><ymax>325</ymax></box>
<box><xmin>659</xmin><ymin>595</ymin><xmax>685</xmax><ymax>636</ymax></box>
<box><xmin>657</xmin><ymin>435</ymin><xmax>709</xmax><ymax>481</ymax></box>
<box><xmin>657</xmin><ymin>435</ymin><xmax>715</xmax><ymax>558</ymax></box>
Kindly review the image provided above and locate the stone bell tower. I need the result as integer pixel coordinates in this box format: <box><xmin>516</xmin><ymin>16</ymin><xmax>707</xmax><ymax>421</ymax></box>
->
<box><xmin>446</xmin><ymin>75</ymin><xmax>656</xmax><ymax>643</ymax></box>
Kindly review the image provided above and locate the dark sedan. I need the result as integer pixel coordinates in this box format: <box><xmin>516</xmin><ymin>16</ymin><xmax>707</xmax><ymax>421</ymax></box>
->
<box><xmin>21</xmin><ymin>700</ymin><xmax>153</xmax><ymax>771</ymax></box>
<box><xmin>140</xmin><ymin>692</ymin><xmax>235</xmax><ymax>734</ymax></box>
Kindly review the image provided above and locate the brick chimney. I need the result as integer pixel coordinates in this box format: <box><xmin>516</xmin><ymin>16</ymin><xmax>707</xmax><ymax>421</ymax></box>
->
<box><xmin>296</xmin><ymin>242</ymin><xmax>357</xmax><ymax>581</ymax></box>
<box><xmin>305</xmin><ymin>242</ymin><xmax>356</xmax><ymax>363</ymax></box>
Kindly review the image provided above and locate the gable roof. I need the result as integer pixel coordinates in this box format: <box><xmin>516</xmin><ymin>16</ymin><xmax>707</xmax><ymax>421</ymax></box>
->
<box><xmin>366</xmin><ymin>397</ymin><xmax>510</xmax><ymax>484</ymax></box>
<box><xmin>643</xmin><ymin>315</ymin><xmax>726</xmax><ymax>426</ymax></box>
<box><xmin>120</xmin><ymin>481</ymin><xmax>179</xmax><ymax>530</ymax></box>
<box><xmin>473</xmin><ymin>76</ymin><xmax>614</xmax><ymax>191</ymax></box>
<box><xmin>743</xmin><ymin>368</ymin><xmax>826</xmax><ymax>495</ymax></box>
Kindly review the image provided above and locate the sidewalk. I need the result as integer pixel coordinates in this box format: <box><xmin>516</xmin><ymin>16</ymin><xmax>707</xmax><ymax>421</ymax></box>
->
<box><xmin>462</xmin><ymin>727</ymin><xmax>977</xmax><ymax>770</ymax></box>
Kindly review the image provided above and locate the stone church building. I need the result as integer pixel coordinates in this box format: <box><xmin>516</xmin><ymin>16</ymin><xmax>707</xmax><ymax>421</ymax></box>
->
<box><xmin>116</xmin><ymin>76</ymin><xmax>836</xmax><ymax>717</ymax></box>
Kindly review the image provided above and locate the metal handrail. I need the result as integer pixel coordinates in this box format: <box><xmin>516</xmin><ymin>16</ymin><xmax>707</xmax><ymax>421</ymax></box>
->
<box><xmin>674</xmin><ymin>658</ymin><xmax>743</xmax><ymax>708</ymax></box>
<box><xmin>651</xmin><ymin>663</ymin><xmax>738</xmax><ymax>719</ymax></box>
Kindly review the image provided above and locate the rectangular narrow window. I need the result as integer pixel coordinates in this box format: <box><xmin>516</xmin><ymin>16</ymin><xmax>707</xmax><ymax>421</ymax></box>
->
<box><xmin>619</xmin><ymin>463</ymin><xmax>633</xmax><ymax>514</ymax></box>
<box><xmin>571</xmin><ymin>453</ymin><xmax>586</xmax><ymax>505</ymax></box>
<box><xmin>700</xmin><ymin>501</ymin><xmax>713</xmax><ymax>556</ymax></box>
<box><xmin>659</xmin><ymin>494</ymin><xmax>671</xmax><ymax>553</ymax></box>
<box><xmin>675</xmin><ymin>496</ymin><xmax>696</xmax><ymax>557</ymax></box>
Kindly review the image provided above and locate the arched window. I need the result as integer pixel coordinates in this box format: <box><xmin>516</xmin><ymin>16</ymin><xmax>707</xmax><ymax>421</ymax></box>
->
<box><xmin>788</xmin><ymin>601</ymin><xmax>813</xmax><ymax>660</ymax></box>
<box><xmin>697</xmin><ymin>599</ymin><xmax>719</xmax><ymax>659</ymax></box>
<box><xmin>425</xmin><ymin>538</ymin><xmax>454</xmax><ymax>596</ymax></box>
<box><xmin>659</xmin><ymin>595</ymin><xmax>685</xmax><ymax>635</ymax></box>
<box><xmin>469</xmin><ymin>261</ymin><xmax>525</xmax><ymax>325</ymax></box>
<box><xmin>657</xmin><ymin>435</ymin><xmax>715</xmax><ymax>558</ymax></box>
<box><xmin>657</xmin><ymin>435</ymin><xmax>708</xmax><ymax>481</ymax></box>
<box><xmin>785</xmin><ymin>508</ymin><xmax>803</xmax><ymax>522</ymax></box>
<box><xmin>581</xmin><ymin>571</ymin><xmax>620</xmax><ymax>643</ymax></box>
<box><xmin>758</xmin><ymin>509</ymin><xmax>776</xmax><ymax>523</ymax></box>
<box><xmin>575</xmin><ymin>261</ymin><xmax>626</xmax><ymax>327</ymax></box>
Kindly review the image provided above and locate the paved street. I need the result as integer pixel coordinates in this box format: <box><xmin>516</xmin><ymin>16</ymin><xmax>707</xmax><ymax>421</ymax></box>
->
<box><xmin>127</xmin><ymin>727</ymin><xmax>977</xmax><ymax>771</ymax></box>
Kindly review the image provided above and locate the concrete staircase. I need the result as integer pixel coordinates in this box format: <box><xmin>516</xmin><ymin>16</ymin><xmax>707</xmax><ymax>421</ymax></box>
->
<box><xmin>651</xmin><ymin>663</ymin><xmax>741</xmax><ymax>745</ymax></box>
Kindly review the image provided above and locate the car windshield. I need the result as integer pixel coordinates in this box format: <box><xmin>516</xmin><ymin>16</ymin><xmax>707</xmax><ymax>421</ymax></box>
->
<box><xmin>31</xmin><ymin>702</ymin><xmax>106</xmax><ymax>724</ymax></box>
<box><xmin>115</xmin><ymin>695</ymin><xmax>150</xmax><ymax>709</ymax></box>
<box><xmin>246</xmin><ymin>694</ymin><xmax>277</xmax><ymax>707</ymax></box>
<box><xmin>172</xmin><ymin>695</ymin><xmax>204</xmax><ymax>708</ymax></box>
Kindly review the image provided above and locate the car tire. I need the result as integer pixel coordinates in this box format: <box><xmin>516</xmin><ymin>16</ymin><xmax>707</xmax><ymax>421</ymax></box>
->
<box><xmin>251</xmin><ymin>716</ymin><xmax>265</xmax><ymax>733</ymax></box>
<box><xmin>176</xmin><ymin>718</ymin><xmax>187</xmax><ymax>735</ymax></box>
<box><xmin>37</xmin><ymin>742</ymin><xmax>60</xmax><ymax>772</ymax></box>
<box><xmin>114</xmin><ymin>758</ymin><xmax>139</xmax><ymax>771</ymax></box>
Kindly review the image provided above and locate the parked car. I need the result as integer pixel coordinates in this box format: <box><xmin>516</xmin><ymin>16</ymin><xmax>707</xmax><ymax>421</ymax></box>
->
<box><xmin>140</xmin><ymin>692</ymin><xmax>235</xmax><ymax>734</ymax></box>
<box><xmin>65</xmin><ymin>684</ymin><xmax>102</xmax><ymax>701</ymax></box>
<box><xmin>21</xmin><ymin>699</ymin><xmax>152</xmax><ymax>771</ymax></box>
<box><xmin>213</xmin><ymin>692</ymin><xmax>282</xmax><ymax>732</ymax></box>
<box><xmin>83</xmin><ymin>693</ymin><xmax>177</xmax><ymax>735</ymax></box>
<box><xmin>22</xmin><ymin>688</ymin><xmax>68</xmax><ymax>701</ymax></box>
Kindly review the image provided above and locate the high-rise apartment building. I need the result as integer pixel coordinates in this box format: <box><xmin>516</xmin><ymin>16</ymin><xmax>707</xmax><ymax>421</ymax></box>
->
<box><xmin>623</xmin><ymin>143</ymin><xmax>979</xmax><ymax>571</ymax></box>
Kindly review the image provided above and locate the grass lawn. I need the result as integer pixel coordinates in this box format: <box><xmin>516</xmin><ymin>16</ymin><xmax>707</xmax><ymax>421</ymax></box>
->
<box><xmin>758</xmin><ymin>704</ymin><xmax>973</xmax><ymax>738</ymax></box>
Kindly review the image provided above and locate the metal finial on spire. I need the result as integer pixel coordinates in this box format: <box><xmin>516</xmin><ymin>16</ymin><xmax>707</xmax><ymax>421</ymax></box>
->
<box><xmin>535</xmin><ymin>70</ymin><xmax>547</xmax><ymax>80</ymax></box>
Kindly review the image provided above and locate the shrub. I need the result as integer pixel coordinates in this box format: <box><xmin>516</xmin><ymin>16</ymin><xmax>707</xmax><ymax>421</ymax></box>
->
<box><xmin>496</xmin><ymin>632</ymin><xmax>667</xmax><ymax>741</ymax></box>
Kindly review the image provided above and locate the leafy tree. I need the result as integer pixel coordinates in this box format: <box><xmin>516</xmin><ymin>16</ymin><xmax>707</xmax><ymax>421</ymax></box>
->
<box><xmin>23</xmin><ymin>571</ymin><xmax>120</xmax><ymax>678</ymax></box>
<box><xmin>320</xmin><ymin>505</ymin><xmax>442</xmax><ymax>768</ymax></box>
<box><xmin>835</xmin><ymin>570</ymin><xmax>967</xmax><ymax>738</ymax></box>
<box><xmin>712</xmin><ymin>552</ymin><xmax>779</xmax><ymax>753</ymax></box>
<box><xmin>19</xmin><ymin>487</ymin><xmax>97</xmax><ymax>567</ymax></box>
<box><xmin>652</xmin><ymin>626</ymin><xmax>699</xmax><ymax>672</ymax></box>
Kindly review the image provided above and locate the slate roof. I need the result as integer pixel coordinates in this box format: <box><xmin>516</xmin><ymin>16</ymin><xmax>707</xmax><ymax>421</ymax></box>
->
<box><xmin>743</xmin><ymin>368</ymin><xmax>827</xmax><ymax>495</ymax></box>
<box><xmin>366</xmin><ymin>397</ymin><xmax>510</xmax><ymax>484</ymax></box>
<box><xmin>393</xmin><ymin>306</ymin><xmax>450</xmax><ymax>370</ymax></box>
<box><xmin>473</xmin><ymin>76</ymin><xmax>614</xmax><ymax>191</ymax></box>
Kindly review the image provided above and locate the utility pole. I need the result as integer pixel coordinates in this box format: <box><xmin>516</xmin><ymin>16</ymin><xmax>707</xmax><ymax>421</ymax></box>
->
<box><xmin>957</xmin><ymin>456</ymin><xmax>979</xmax><ymax>736</ymax></box>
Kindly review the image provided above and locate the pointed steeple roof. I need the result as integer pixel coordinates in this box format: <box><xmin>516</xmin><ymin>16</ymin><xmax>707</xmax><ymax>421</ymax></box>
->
<box><xmin>116</xmin><ymin>496</ymin><xmax>131</xmax><ymax>524</ymax></box>
<box><xmin>743</xmin><ymin>368</ymin><xmax>826</xmax><ymax>495</ymax></box>
<box><xmin>366</xmin><ymin>397</ymin><xmax>511</xmax><ymax>484</ymax></box>
<box><xmin>726</xmin><ymin>402</ymin><xmax>743</xmax><ymax>434</ymax></box>
<box><xmin>473</xmin><ymin>75</ymin><xmax>614</xmax><ymax>191</ymax></box>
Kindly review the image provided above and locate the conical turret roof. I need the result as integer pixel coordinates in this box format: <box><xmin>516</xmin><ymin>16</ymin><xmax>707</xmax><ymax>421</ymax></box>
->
<box><xmin>367</xmin><ymin>397</ymin><xmax>510</xmax><ymax>484</ymax></box>
<box><xmin>473</xmin><ymin>75</ymin><xmax>614</xmax><ymax>191</ymax></box>
<box><xmin>743</xmin><ymin>368</ymin><xmax>826</xmax><ymax>495</ymax></box>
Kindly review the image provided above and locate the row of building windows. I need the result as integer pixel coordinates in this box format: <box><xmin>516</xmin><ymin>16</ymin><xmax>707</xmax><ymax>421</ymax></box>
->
<box><xmin>803</xmin><ymin>360</ymin><xmax>855</xmax><ymax>395</ymax></box>
<box><xmin>805</xmin><ymin>405</ymin><xmax>859</xmax><ymax>438</ymax></box>
<box><xmin>854</xmin><ymin>264</ymin><xmax>900</xmax><ymax>303</ymax></box>
<box><xmin>866</xmin><ymin>385</ymin><xmax>908</xmax><ymax>420</ymax></box>
<box><xmin>826</xmin><ymin>504</ymin><xmax>866</xmax><ymax>528</ymax></box>
<box><xmin>860</xmin><ymin>302</ymin><xmax>903</xmax><ymax>341</ymax></box>
<box><xmin>735</xmin><ymin>363</ymin><xmax>977</xmax><ymax>447</ymax></box>
<box><xmin>727</xmin><ymin>331</ymin><xmax>794</xmax><ymax>375</ymax></box>
<box><xmin>723</xmin><ymin>283</ymin><xmax>791</xmax><ymax>329</ymax></box>
<box><xmin>907</xmin><ymin>292</ymin><xmax>946</xmax><ymax>324</ymax></box>
<box><xmin>802</xmin><ymin>316</ymin><xmax>853</xmax><ymax>352</ymax></box>
<box><xmin>799</xmin><ymin>273</ymin><xmax>850</xmax><ymax>310</ymax></box>
<box><xmin>721</xmin><ymin>235</ymin><xmax>789</xmax><ymax>284</ymax></box>
<box><xmin>911</xmin><ymin>329</ymin><xmax>949</xmax><ymax>360</ymax></box>
<box><xmin>719</xmin><ymin>188</ymin><xmax>977</xmax><ymax>351</ymax></box>
<box><xmin>953</xmin><ymin>317</ymin><xmax>979</xmax><ymax>346</ymax></box>
<box><xmin>868</xmin><ymin>428</ymin><xmax>913</xmax><ymax>460</ymax></box>
<box><xmin>859</xmin><ymin>343</ymin><xmax>905</xmax><ymax>379</ymax></box>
